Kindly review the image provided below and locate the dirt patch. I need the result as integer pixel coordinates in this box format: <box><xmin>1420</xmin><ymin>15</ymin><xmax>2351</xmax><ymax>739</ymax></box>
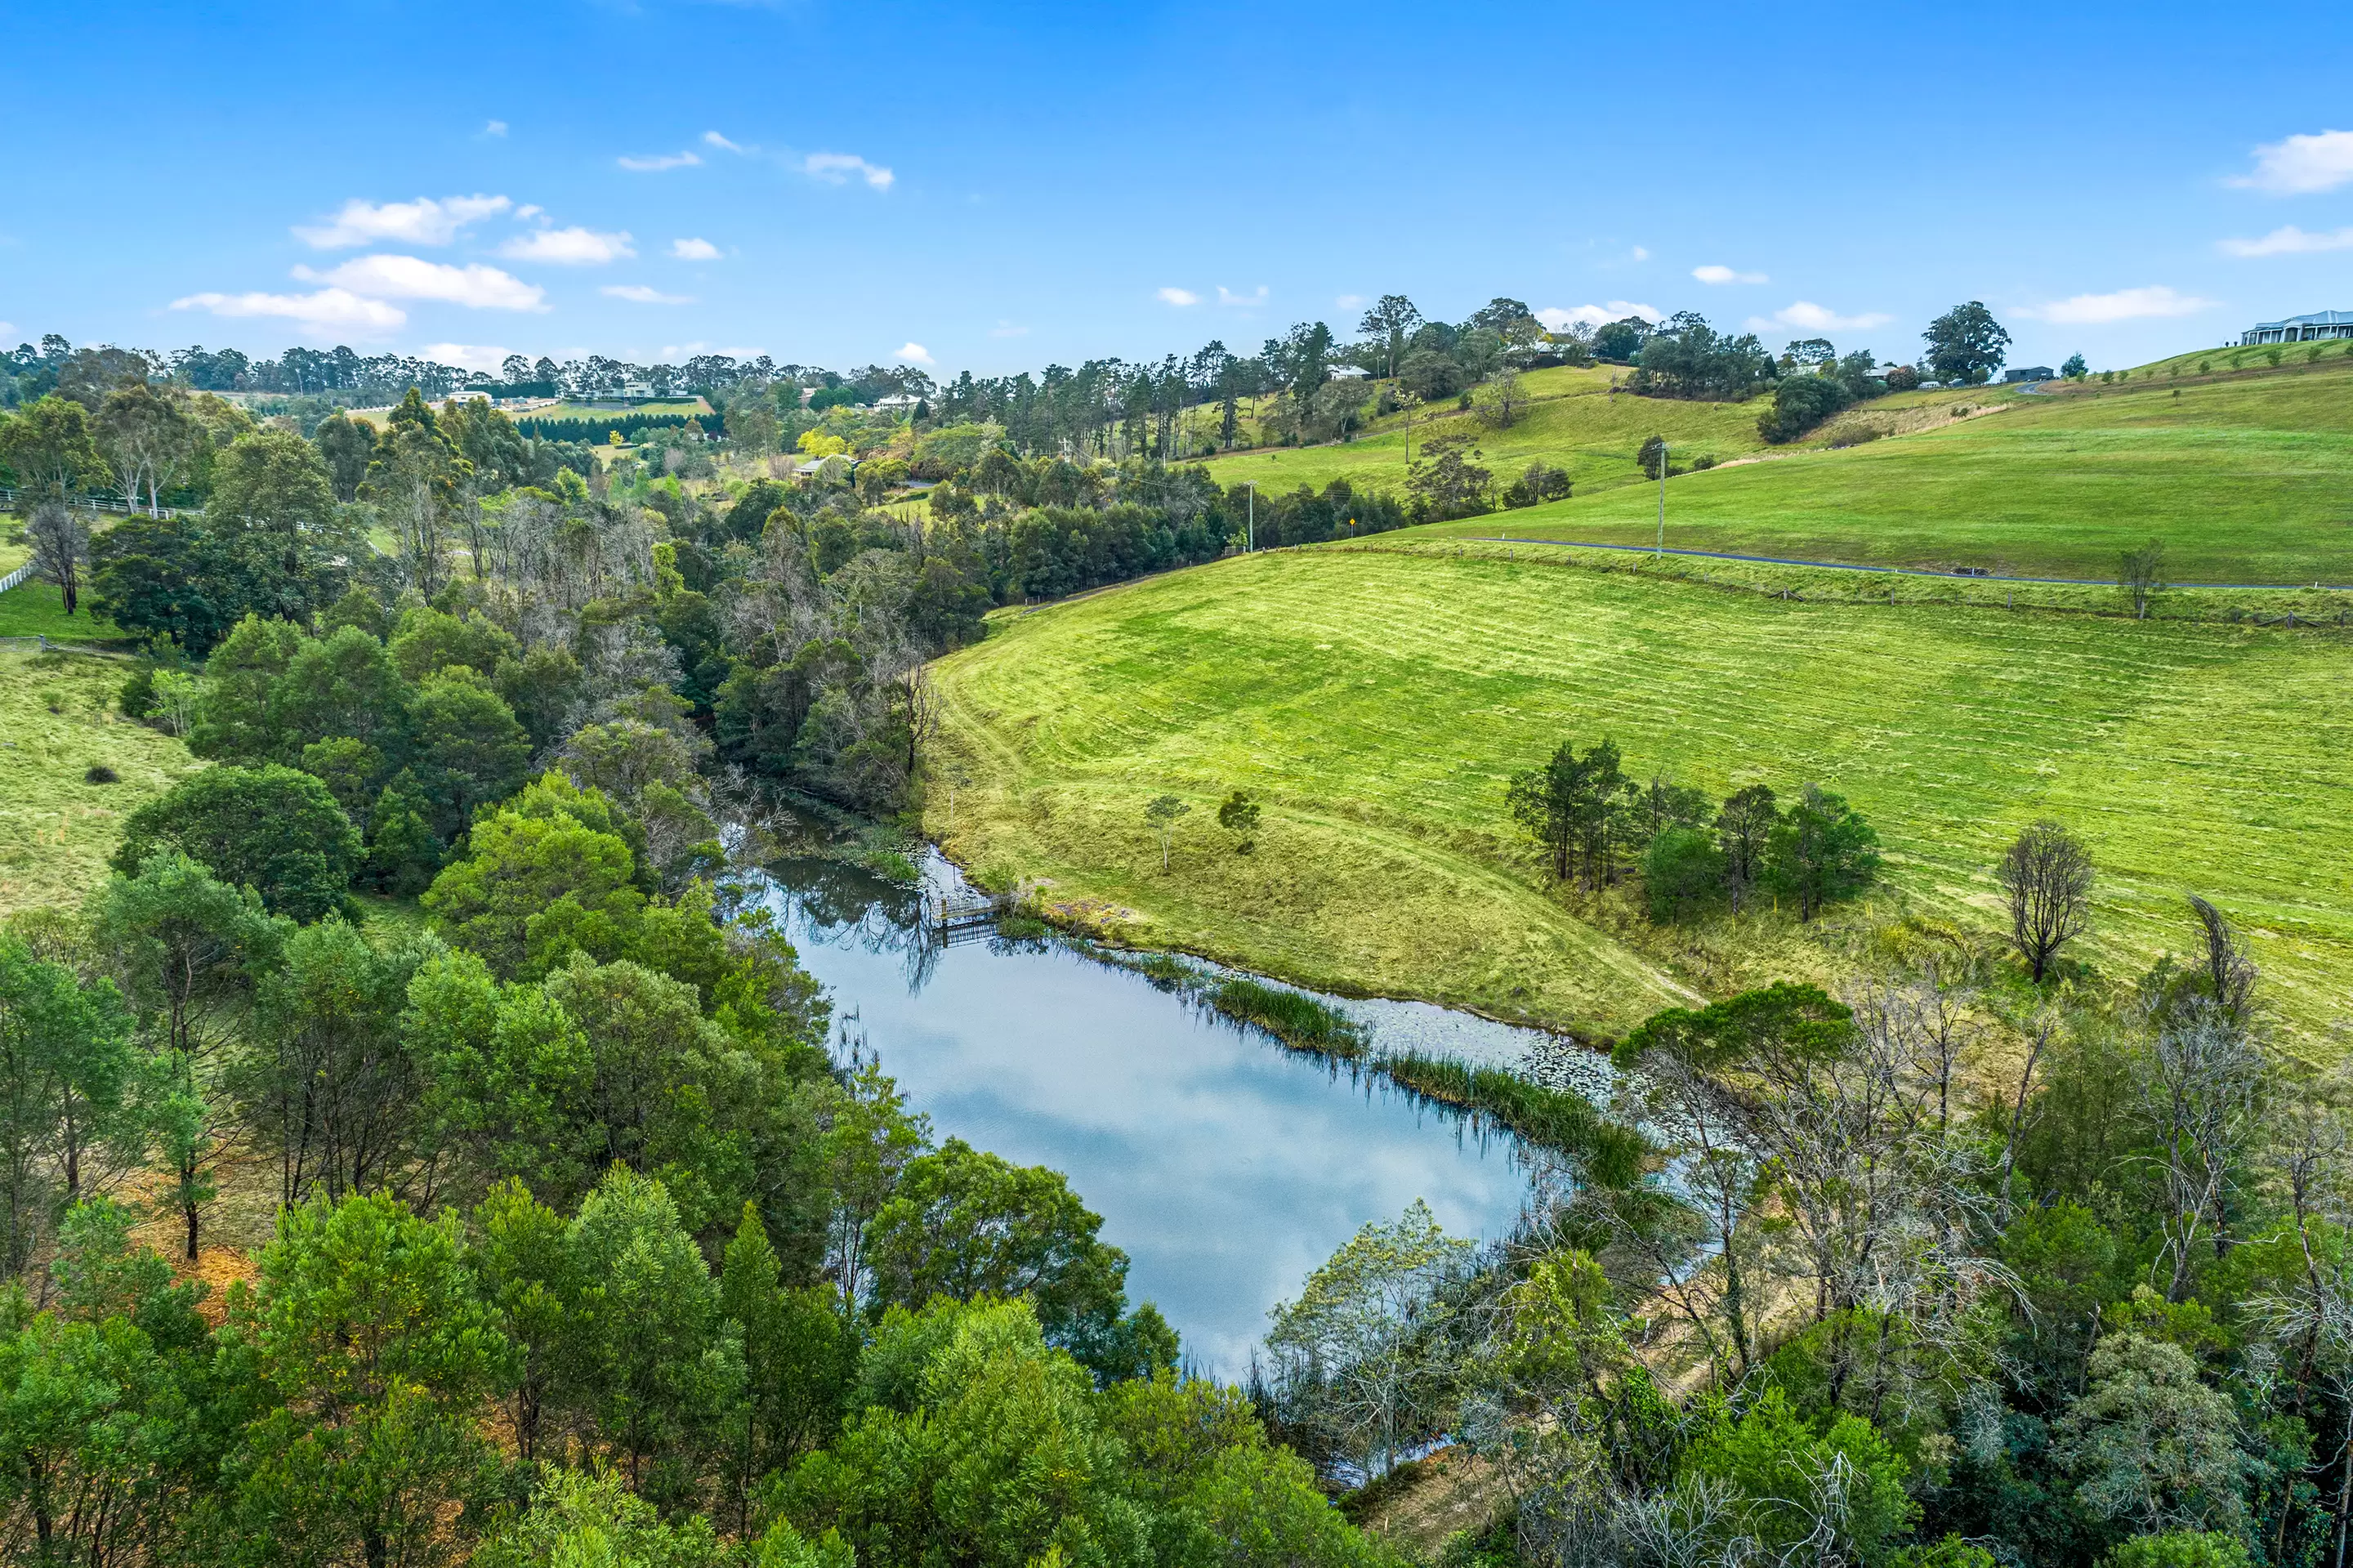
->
<box><xmin>1357</xmin><ymin>1448</ymin><xmax>1512</xmax><ymax>1561</ymax></box>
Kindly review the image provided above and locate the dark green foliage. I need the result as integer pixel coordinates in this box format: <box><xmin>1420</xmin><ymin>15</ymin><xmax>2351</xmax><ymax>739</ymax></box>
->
<box><xmin>364</xmin><ymin>770</ymin><xmax>442</xmax><ymax>894</ymax></box>
<box><xmin>1631</xmin><ymin>312</ymin><xmax>1775</xmax><ymax>401</ymax></box>
<box><xmin>1507</xmin><ymin>738</ymin><xmax>1629</xmax><ymax>888</ymax></box>
<box><xmin>0</xmin><ymin>941</ymin><xmax>136</xmax><ymax>1272</ymax></box>
<box><xmin>1758</xmin><ymin>372</ymin><xmax>1857</xmax><ymax>443</ymax></box>
<box><xmin>724</xmin><ymin>479</ymin><xmax>790</xmax><ymax>541</ymax></box>
<box><xmin>1763</xmin><ymin>783</ymin><xmax>1881</xmax><ymax>919</ymax></box>
<box><xmin>1502</xmin><ymin>462</ymin><xmax>1571</xmax><ymax>507</ymax></box>
<box><xmin>1217</xmin><ymin>788</ymin><xmax>1261</xmax><ymax>851</ymax></box>
<box><xmin>1715</xmin><ymin>783</ymin><xmax>1779</xmax><ymax>910</ymax></box>
<box><xmin>1637</xmin><ymin>435</ymin><xmax>1671</xmax><ymax>480</ymax></box>
<box><xmin>1925</xmin><ymin>301</ymin><xmax>2012</xmax><ymax>386</ymax></box>
<box><xmin>1405</xmin><ymin>434</ymin><xmax>1494</xmax><ymax>522</ymax></box>
<box><xmin>511</xmin><ymin>410</ymin><xmax>721</xmax><ymax>442</ymax></box>
<box><xmin>87</xmin><ymin>514</ymin><xmax>256</xmax><ymax>655</ymax></box>
<box><xmin>112</xmin><ymin>764</ymin><xmax>363</xmax><ymax>922</ymax></box>
<box><xmin>866</xmin><ymin>1137</ymin><xmax>1172</xmax><ymax>1384</ymax></box>
<box><xmin>1593</xmin><ymin>316</ymin><xmax>1652</xmax><ymax>362</ymax></box>
<box><xmin>117</xmin><ymin>664</ymin><xmax>159</xmax><ymax>720</ymax></box>
<box><xmin>1643</xmin><ymin>825</ymin><xmax>1725</xmax><ymax>922</ymax></box>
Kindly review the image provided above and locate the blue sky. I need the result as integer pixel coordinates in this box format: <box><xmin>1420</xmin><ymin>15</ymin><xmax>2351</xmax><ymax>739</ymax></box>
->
<box><xmin>7</xmin><ymin>0</ymin><xmax>2353</xmax><ymax>378</ymax></box>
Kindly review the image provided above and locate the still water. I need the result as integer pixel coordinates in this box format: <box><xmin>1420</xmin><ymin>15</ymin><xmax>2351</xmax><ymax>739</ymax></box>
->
<box><xmin>751</xmin><ymin>844</ymin><xmax>1600</xmax><ymax>1374</ymax></box>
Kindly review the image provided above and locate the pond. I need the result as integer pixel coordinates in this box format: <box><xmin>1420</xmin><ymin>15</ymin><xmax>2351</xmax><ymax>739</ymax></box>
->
<box><xmin>748</xmin><ymin>839</ymin><xmax>1609</xmax><ymax>1374</ymax></box>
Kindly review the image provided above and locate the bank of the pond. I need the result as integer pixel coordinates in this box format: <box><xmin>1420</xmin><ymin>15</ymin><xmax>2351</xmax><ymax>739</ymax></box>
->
<box><xmin>1083</xmin><ymin>946</ymin><xmax>1641</xmax><ymax>1178</ymax></box>
<box><xmin>743</xmin><ymin>828</ymin><xmax>1640</xmax><ymax>1370</ymax></box>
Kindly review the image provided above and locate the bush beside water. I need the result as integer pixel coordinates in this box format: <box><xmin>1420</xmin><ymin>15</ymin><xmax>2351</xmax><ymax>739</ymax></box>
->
<box><xmin>1382</xmin><ymin>1049</ymin><xmax>1647</xmax><ymax>1187</ymax></box>
<box><xmin>1208</xmin><ymin>977</ymin><xmax>1368</xmax><ymax>1057</ymax></box>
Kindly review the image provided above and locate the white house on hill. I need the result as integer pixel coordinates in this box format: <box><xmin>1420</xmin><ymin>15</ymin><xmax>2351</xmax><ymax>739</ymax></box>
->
<box><xmin>2240</xmin><ymin>310</ymin><xmax>2353</xmax><ymax>345</ymax></box>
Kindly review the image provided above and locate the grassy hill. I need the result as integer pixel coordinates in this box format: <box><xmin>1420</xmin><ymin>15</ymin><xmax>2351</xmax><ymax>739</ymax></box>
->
<box><xmin>1191</xmin><ymin>365</ymin><xmax>2000</xmax><ymax>502</ymax></box>
<box><xmin>1194</xmin><ymin>365</ymin><xmax>1777</xmax><ymax>500</ymax></box>
<box><xmin>1195</xmin><ymin>348</ymin><xmax>2353</xmax><ymax>584</ymax></box>
<box><xmin>0</xmin><ymin>649</ymin><xmax>203</xmax><ymax>919</ymax></box>
<box><xmin>927</xmin><ymin>546</ymin><xmax>2353</xmax><ymax>1047</ymax></box>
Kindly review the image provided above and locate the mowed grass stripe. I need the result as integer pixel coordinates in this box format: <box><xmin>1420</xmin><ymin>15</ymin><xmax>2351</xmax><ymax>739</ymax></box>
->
<box><xmin>933</xmin><ymin>550</ymin><xmax>2353</xmax><ymax>1043</ymax></box>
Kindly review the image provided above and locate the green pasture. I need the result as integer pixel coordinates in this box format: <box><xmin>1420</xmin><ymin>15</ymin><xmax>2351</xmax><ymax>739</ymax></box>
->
<box><xmin>1194</xmin><ymin>364</ymin><xmax>1784</xmax><ymax>499</ymax></box>
<box><xmin>0</xmin><ymin>583</ymin><xmax>127</xmax><ymax>643</ymax></box>
<box><xmin>0</xmin><ymin>649</ymin><xmax>203</xmax><ymax>920</ymax></box>
<box><xmin>928</xmin><ymin>547</ymin><xmax>2353</xmax><ymax>1046</ymax></box>
<box><xmin>1434</xmin><ymin>360</ymin><xmax>2353</xmax><ymax>583</ymax></box>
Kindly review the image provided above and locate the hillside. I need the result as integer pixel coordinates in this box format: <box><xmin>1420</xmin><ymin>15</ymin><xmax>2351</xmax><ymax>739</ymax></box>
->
<box><xmin>927</xmin><ymin>546</ymin><xmax>2353</xmax><ymax>1046</ymax></box>
<box><xmin>0</xmin><ymin>648</ymin><xmax>203</xmax><ymax>918</ymax></box>
<box><xmin>1198</xmin><ymin>346</ymin><xmax>2353</xmax><ymax>584</ymax></box>
<box><xmin>1191</xmin><ymin>364</ymin><xmax>1771</xmax><ymax>497</ymax></box>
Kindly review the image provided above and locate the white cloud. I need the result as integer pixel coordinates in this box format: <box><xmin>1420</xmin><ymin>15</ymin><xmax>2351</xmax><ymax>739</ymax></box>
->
<box><xmin>2219</xmin><ymin>224</ymin><xmax>2353</xmax><ymax>257</ymax></box>
<box><xmin>1692</xmin><ymin>264</ymin><xmax>1767</xmax><ymax>285</ymax></box>
<box><xmin>514</xmin><ymin>204</ymin><xmax>543</xmax><ymax>221</ymax></box>
<box><xmin>1156</xmin><ymin>287</ymin><xmax>1200</xmax><ymax>306</ymax></box>
<box><xmin>1629</xmin><ymin>246</ymin><xmax>1650</xmax><ymax>261</ymax></box>
<box><xmin>294</xmin><ymin>194</ymin><xmax>511</xmax><ymax>248</ymax></box>
<box><xmin>602</xmin><ymin>284</ymin><xmax>693</xmax><ymax>305</ymax></box>
<box><xmin>989</xmin><ymin>321</ymin><xmax>1029</xmax><ymax>338</ymax></box>
<box><xmin>703</xmin><ymin>130</ymin><xmax>746</xmax><ymax>153</ymax></box>
<box><xmin>895</xmin><ymin>342</ymin><xmax>935</xmax><ymax>365</ymax></box>
<box><xmin>483</xmin><ymin>120</ymin><xmax>507</xmax><ymax>137</ymax></box>
<box><xmin>297</xmin><ymin>255</ymin><xmax>547</xmax><ymax>310</ymax></box>
<box><xmin>618</xmin><ymin>150</ymin><xmax>703</xmax><ymax>172</ymax></box>
<box><xmin>1749</xmin><ymin>301</ymin><xmax>1894</xmax><ymax>333</ymax></box>
<box><xmin>1335</xmin><ymin>293</ymin><xmax>1365</xmax><ymax>309</ymax></box>
<box><xmin>1536</xmin><ymin>301</ymin><xmax>1661</xmax><ymax>330</ymax></box>
<box><xmin>498</xmin><ymin>226</ymin><xmax>635</xmax><ymax>264</ymax></box>
<box><xmin>417</xmin><ymin>342</ymin><xmax>517</xmax><ymax>371</ymax></box>
<box><xmin>2018</xmin><ymin>285</ymin><xmax>2217</xmax><ymax>324</ymax></box>
<box><xmin>1217</xmin><ymin>285</ymin><xmax>1269</xmax><ymax>308</ymax></box>
<box><xmin>2231</xmin><ymin>129</ymin><xmax>2353</xmax><ymax>194</ymax></box>
<box><xmin>171</xmin><ymin>288</ymin><xmax>406</xmax><ymax>332</ymax></box>
<box><xmin>801</xmin><ymin>153</ymin><xmax>893</xmax><ymax>190</ymax></box>
<box><xmin>670</xmin><ymin>237</ymin><xmax>721</xmax><ymax>261</ymax></box>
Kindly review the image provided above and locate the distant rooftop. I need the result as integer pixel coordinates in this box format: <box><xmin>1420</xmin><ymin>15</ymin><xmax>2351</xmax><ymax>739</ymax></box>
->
<box><xmin>2241</xmin><ymin>310</ymin><xmax>2353</xmax><ymax>345</ymax></box>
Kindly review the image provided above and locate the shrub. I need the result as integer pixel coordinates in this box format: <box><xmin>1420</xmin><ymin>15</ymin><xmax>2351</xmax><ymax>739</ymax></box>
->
<box><xmin>1643</xmin><ymin>827</ymin><xmax>1725</xmax><ymax>922</ymax></box>
<box><xmin>1757</xmin><ymin>374</ymin><xmax>1855</xmax><ymax>444</ymax></box>
<box><xmin>1502</xmin><ymin>462</ymin><xmax>1572</xmax><ymax>509</ymax></box>
<box><xmin>113</xmin><ymin>764</ymin><xmax>364</xmax><ymax>922</ymax></box>
<box><xmin>1208</xmin><ymin>978</ymin><xmax>1364</xmax><ymax>1057</ymax></box>
<box><xmin>1824</xmin><ymin>419</ymin><xmax>1886</xmax><ymax>449</ymax></box>
<box><xmin>83</xmin><ymin>764</ymin><xmax>118</xmax><ymax>784</ymax></box>
<box><xmin>118</xmin><ymin>667</ymin><xmax>158</xmax><ymax>720</ymax></box>
<box><xmin>2105</xmin><ymin>1533</ymin><xmax>2253</xmax><ymax>1568</ymax></box>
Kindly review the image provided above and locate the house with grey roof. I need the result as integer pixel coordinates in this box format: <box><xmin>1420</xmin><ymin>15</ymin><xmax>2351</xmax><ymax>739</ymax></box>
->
<box><xmin>2240</xmin><ymin>310</ymin><xmax>2353</xmax><ymax>345</ymax></box>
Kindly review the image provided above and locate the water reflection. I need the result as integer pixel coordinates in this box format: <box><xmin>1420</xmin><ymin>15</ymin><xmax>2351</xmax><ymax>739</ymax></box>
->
<box><xmin>742</xmin><ymin>839</ymin><xmax>1569</xmax><ymax>1374</ymax></box>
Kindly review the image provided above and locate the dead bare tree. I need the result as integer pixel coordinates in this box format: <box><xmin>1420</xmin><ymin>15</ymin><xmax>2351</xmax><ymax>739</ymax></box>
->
<box><xmin>2141</xmin><ymin>1001</ymin><xmax>2263</xmax><ymax>1301</ymax></box>
<box><xmin>2188</xmin><ymin>894</ymin><xmax>2257</xmax><ymax>1028</ymax></box>
<box><xmin>2252</xmin><ymin>1092</ymin><xmax>2353</xmax><ymax>1568</ymax></box>
<box><xmin>1998</xmin><ymin>820</ymin><xmax>2094</xmax><ymax>983</ymax></box>
<box><xmin>1998</xmin><ymin>1007</ymin><xmax>2062</xmax><ymax>1223</ymax></box>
